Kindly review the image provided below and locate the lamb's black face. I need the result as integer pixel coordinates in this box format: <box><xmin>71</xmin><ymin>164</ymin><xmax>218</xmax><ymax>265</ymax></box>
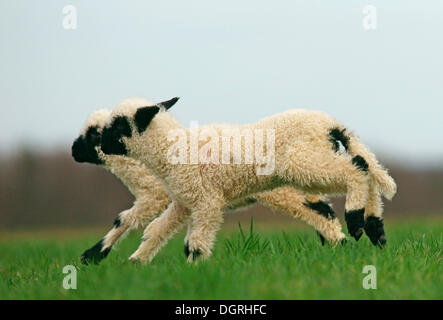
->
<box><xmin>72</xmin><ymin>126</ymin><xmax>104</xmax><ymax>165</ymax></box>
<box><xmin>101</xmin><ymin>116</ymin><xmax>132</xmax><ymax>156</ymax></box>
<box><xmin>100</xmin><ymin>97</ymin><xmax>179</xmax><ymax>156</ymax></box>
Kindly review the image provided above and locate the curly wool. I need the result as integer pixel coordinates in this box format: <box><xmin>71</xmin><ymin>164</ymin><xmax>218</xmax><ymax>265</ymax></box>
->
<box><xmin>102</xmin><ymin>98</ymin><xmax>396</xmax><ymax>263</ymax></box>
<box><xmin>77</xmin><ymin>104</ymin><xmax>346</xmax><ymax>264</ymax></box>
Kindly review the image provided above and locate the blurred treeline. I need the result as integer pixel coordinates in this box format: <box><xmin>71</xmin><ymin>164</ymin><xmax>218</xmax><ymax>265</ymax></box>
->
<box><xmin>0</xmin><ymin>149</ymin><xmax>442</xmax><ymax>230</ymax></box>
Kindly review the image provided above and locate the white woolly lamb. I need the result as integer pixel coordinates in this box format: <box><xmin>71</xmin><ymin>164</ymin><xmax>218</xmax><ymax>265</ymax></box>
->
<box><xmin>100</xmin><ymin>97</ymin><xmax>396</xmax><ymax>263</ymax></box>
<box><xmin>72</xmin><ymin>99</ymin><xmax>345</xmax><ymax>264</ymax></box>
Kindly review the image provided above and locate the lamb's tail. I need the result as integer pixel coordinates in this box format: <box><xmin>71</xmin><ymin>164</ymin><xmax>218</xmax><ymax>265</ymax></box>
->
<box><xmin>346</xmin><ymin>132</ymin><xmax>397</xmax><ymax>200</ymax></box>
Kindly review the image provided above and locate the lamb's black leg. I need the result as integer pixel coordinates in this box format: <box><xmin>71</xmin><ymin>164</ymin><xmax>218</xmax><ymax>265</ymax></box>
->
<box><xmin>345</xmin><ymin>209</ymin><xmax>365</xmax><ymax>241</ymax></box>
<box><xmin>317</xmin><ymin>232</ymin><xmax>326</xmax><ymax>246</ymax></box>
<box><xmin>184</xmin><ymin>241</ymin><xmax>201</xmax><ymax>261</ymax></box>
<box><xmin>364</xmin><ymin>216</ymin><xmax>386</xmax><ymax>248</ymax></box>
<box><xmin>81</xmin><ymin>239</ymin><xmax>111</xmax><ymax>265</ymax></box>
<box><xmin>81</xmin><ymin>217</ymin><xmax>124</xmax><ymax>265</ymax></box>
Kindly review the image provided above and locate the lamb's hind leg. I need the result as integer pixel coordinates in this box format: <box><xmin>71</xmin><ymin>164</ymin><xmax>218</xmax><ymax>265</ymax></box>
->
<box><xmin>253</xmin><ymin>188</ymin><xmax>346</xmax><ymax>245</ymax></box>
<box><xmin>363</xmin><ymin>179</ymin><xmax>386</xmax><ymax>247</ymax></box>
<box><xmin>344</xmin><ymin>156</ymin><xmax>371</xmax><ymax>241</ymax></box>
<box><xmin>278</xmin><ymin>150</ymin><xmax>370</xmax><ymax>241</ymax></box>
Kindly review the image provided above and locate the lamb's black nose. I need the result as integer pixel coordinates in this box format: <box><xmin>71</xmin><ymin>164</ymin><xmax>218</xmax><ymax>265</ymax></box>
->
<box><xmin>71</xmin><ymin>137</ymin><xmax>86</xmax><ymax>162</ymax></box>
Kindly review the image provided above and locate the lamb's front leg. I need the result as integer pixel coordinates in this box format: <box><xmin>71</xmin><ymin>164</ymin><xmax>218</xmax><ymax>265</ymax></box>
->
<box><xmin>129</xmin><ymin>202</ymin><xmax>189</xmax><ymax>264</ymax></box>
<box><xmin>81</xmin><ymin>207</ymin><xmax>134</xmax><ymax>265</ymax></box>
<box><xmin>185</xmin><ymin>205</ymin><xmax>224</xmax><ymax>263</ymax></box>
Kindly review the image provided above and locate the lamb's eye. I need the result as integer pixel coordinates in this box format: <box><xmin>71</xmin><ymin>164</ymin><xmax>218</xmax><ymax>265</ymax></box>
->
<box><xmin>85</xmin><ymin>126</ymin><xmax>101</xmax><ymax>145</ymax></box>
<box><xmin>90</xmin><ymin>132</ymin><xmax>100</xmax><ymax>141</ymax></box>
<box><xmin>88</xmin><ymin>130</ymin><xmax>99</xmax><ymax>139</ymax></box>
<box><xmin>111</xmin><ymin>116</ymin><xmax>132</xmax><ymax>137</ymax></box>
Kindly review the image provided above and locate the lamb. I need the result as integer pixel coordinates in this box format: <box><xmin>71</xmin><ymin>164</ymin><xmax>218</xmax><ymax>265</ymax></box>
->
<box><xmin>72</xmin><ymin>106</ymin><xmax>170</xmax><ymax>264</ymax></box>
<box><xmin>100</xmin><ymin>97</ymin><xmax>396</xmax><ymax>263</ymax></box>
<box><xmin>72</xmin><ymin>98</ymin><xmax>345</xmax><ymax>264</ymax></box>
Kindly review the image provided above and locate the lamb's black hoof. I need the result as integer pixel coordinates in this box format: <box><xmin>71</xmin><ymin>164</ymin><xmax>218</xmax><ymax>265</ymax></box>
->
<box><xmin>364</xmin><ymin>216</ymin><xmax>386</xmax><ymax>248</ymax></box>
<box><xmin>353</xmin><ymin>228</ymin><xmax>364</xmax><ymax>241</ymax></box>
<box><xmin>317</xmin><ymin>232</ymin><xmax>326</xmax><ymax>246</ymax></box>
<box><xmin>184</xmin><ymin>241</ymin><xmax>202</xmax><ymax>261</ymax></box>
<box><xmin>191</xmin><ymin>249</ymin><xmax>202</xmax><ymax>260</ymax></box>
<box><xmin>81</xmin><ymin>239</ymin><xmax>111</xmax><ymax>265</ymax></box>
<box><xmin>128</xmin><ymin>256</ymin><xmax>141</xmax><ymax>265</ymax></box>
<box><xmin>378</xmin><ymin>234</ymin><xmax>387</xmax><ymax>247</ymax></box>
<box><xmin>184</xmin><ymin>242</ymin><xmax>190</xmax><ymax>257</ymax></box>
<box><xmin>345</xmin><ymin>209</ymin><xmax>365</xmax><ymax>241</ymax></box>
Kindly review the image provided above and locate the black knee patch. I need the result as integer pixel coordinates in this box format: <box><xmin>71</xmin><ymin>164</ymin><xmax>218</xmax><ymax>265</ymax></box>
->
<box><xmin>304</xmin><ymin>200</ymin><xmax>335</xmax><ymax>220</ymax></box>
<box><xmin>329</xmin><ymin>128</ymin><xmax>349</xmax><ymax>153</ymax></box>
<box><xmin>345</xmin><ymin>209</ymin><xmax>365</xmax><ymax>241</ymax></box>
<box><xmin>352</xmin><ymin>155</ymin><xmax>369</xmax><ymax>172</ymax></box>
<box><xmin>364</xmin><ymin>216</ymin><xmax>386</xmax><ymax>247</ymax></box>
<box><xmin>81</xmin><ymin>239</ymin><xmax>111</xmax><ymax>265</ymax></box>
<box><xmin>113</xmin><ymin>217</ymin><xmax>121</xmax><ymax>228</ymax></box>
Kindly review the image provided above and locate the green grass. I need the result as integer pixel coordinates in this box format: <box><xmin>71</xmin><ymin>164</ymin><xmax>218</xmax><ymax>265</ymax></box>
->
<box><xmin>0</xmin><ymin>218</ymin><xmax>441</xmax><ymax>299</ymax></box>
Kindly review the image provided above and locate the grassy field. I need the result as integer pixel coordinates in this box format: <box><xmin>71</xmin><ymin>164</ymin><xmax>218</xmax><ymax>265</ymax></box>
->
<box><xmin>0</xmin><ymin>218</ymin><xmax>441</xmax><ymax>299</ymax></box>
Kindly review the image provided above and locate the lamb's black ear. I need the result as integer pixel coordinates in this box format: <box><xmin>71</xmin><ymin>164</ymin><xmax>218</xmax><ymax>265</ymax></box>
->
<box><xmin>158</xmin><ymin>97</ymin><xmax>179</xmax><ymax>110</ymax></box>
<box><xmin>134</xmin><ymin>106</ymin><xmax>160</xmax><ymax>133</ymax></box>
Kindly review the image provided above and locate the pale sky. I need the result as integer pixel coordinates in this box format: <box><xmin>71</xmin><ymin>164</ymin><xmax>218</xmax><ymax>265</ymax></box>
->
<box><xmin>1</xmin><ymin>1</ymin><xmax>442</xmax><ymax>167</ymax></box>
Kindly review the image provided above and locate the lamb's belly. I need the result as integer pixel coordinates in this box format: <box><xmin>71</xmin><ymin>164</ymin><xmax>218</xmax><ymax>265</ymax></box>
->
<box><xmin>207</xmin><ymin>164</ymin><xmax>278</xmax><ymax>201</ymax></box>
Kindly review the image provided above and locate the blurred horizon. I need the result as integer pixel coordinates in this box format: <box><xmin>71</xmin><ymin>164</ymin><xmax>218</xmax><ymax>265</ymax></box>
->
<box><xmin>0</xmin><ymin>147</ymin><xmax>442</xmax><ymax>231</ymax></box>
